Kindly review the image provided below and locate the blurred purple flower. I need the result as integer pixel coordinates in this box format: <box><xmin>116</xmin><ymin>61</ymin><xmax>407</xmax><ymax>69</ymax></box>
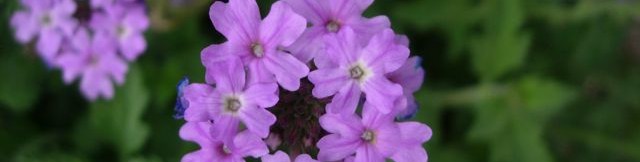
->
<box><xmin>179</xmin><ymin>122</ymin><xmax>269</xmax><ymax>162</ymax></box>
<box><xmin>10</xmin><ymin>0</ymin><xmax>77</xmax><ymax>63</ymax></box>
<box><xmin>91</xmin><ymin>1</ymin><xmax>149</xmax><ymax>61</ymax></box>
<box><xmin>387</xmin><ymin>56</ymin><xmax>425</xmax><ymax>120</ymax></box>
<box><xmin>282</xmin><ymin>0</ymin><xmax>390</xmax><ymax>65</ymax></box>
<box><xmin>92</xmin><ymin>0</ymin><xmax>141</xmax><ymax>8</ymax></box>
<box><xmin>308</xmin><ymin>27</ymin><xmax>408</xmax><ymax>114</ymax></box>
<box><xmin>55</xmin><ymin>29</ymin><xmax>128</xmax><ymax>101</ymax></box>
<box><xmin>207</xmin><ymin>0</ymin><xmax>309</xmax><ymax>91</ymax></box>
<box><xmin>183</xmin><ymin>56</ymin><xmax>278</xmax><ymax>140</ymax></box>
<box><xmin>317</xmin><ymin>104</ymin><xmax>402</xmax><ymax>161</ymax></box>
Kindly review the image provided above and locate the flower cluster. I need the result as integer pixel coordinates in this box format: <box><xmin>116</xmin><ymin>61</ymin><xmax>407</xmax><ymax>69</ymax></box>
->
<box><xmin>10</xmin><ymin>0</ymin><xmax>149</xmax><ymax>101</ymax></box>
<box><xmin>175</xmin><ymin>0</ymin><xmax>431</xmax><ymax>161</ymax></box>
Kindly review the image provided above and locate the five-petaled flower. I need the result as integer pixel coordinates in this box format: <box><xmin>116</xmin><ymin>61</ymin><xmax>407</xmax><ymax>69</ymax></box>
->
<box><xmin>11</xmin><ymin>0</ymin><xmax>77</xmax><ymax>64</ymax></box>
<box><xmin>208</xmin><ymin>0</ymin><xmax>309</xmax><ymax>91</ymax></box>
<box><xmin>309</xmin><ymin>27</ymin><xmax>409</xmax><ymax>114</ymax></box>
<box><xmin>56</xmin><ymin>29</ymin><xmax>128</xmax><ymax>101</ymax></box>
<box><xmin>183</xmin><ymin>56</ymin><xmax>279</xmax><ymax>141</ymax></box>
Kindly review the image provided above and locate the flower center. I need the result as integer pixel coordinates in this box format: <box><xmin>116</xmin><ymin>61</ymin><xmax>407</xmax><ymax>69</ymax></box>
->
<box><xmin>87</xmin><ymin>54</ymin><xmax>100</xmax><ymax>67</ymax></box>
<box><xmin>116</xmin><ymin>25</ymin><xmax>129</xmax><ymax>39</ymax></box>
<box><xmin>221</xmin><ymin>144</ymin><xmax>232</xmax><ymax>155</ymax></box>
<box><xmin>251</xmin><ymin>43</ymin><xmax>264</xmax><ymax>58</ymax></box>
<box><xmin>224</xmin><ymin>97</ymin><xmax>242</xmax><ymax>113</ymax></box>
<box><xmin>326</xmin><ymin>21</ymin><xmax>340</xmax><ymax>33</ymax></box>
<box><xmin>41</xmin><ymin>13</ymin><xmax>52</xmax><ymax>26</ymax></box>
<box><xmin>361</xmin><ymin>130</ymin><xmax>375</xmax><ymax>143</ymax></box>
<box><xmin>350</xmin><ymin>66</ymin><xmax>365</xmax><ymax>79</ymax></box>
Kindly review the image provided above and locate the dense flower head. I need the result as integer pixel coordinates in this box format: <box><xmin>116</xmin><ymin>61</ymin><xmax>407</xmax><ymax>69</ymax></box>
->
<box><xmin>10</xmin><ymin>0</ymin><xmax>150</xmax><ymax>101</ymax></box>
<box><xmin>176</xmin><ymin>0</ymin><xmax>431</xmax><ymax>161</ymax></box>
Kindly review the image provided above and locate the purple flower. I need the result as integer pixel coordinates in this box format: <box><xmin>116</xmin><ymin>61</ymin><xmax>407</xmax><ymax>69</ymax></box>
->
<box><xmin>179</xmin><ymin>122</ymin><xmax>269</xmax><ymax>162</ymax></box>
<box><xmin>207</xmin><ymin>0</ymin><xmax>309</xmax><ymax>91</ymax></box>
<box><xmin>55</xmin><ymin>29</ymin><xmax>128</xmax><ymax>101</ymax></box>
<box><xmin>91</xmin><ymin>1</ymin><xmax>149</xmax><ymax>61</ymax></box>
<box><xmin>317</xmin><ymin>104</ymin><xmax>402</xmax><ymax>161</ymax></box>
<box><xmin>391</xmin><ymin>121</ymin><xmax>432</xmax><ymax>162</ymax></box>
<box><xmin>308</xmin><ymin>27</ymin><xmax>408</xmax><ymax>114</ymax></box>
<box><xmin>282</xmin><ymin>0</ymin><xmax>390</xmax><ymax>65</ymax></box>
<box><xmin>261</xmin><ymin>151</ymin><xmax>319</xmax><ymax>162</ymax></box>
<box><xmin>10</xmin><ymin>0</ymin><xmax>77</xmax><ymax>63</ymax></box>
<box><xmin>183</xmin><ymin>56</ymin><xmax>279</xmax><ymax>140</ymax></box>
<box><xmin>387</xmin><ymin>56</ymin><xmax>425</xmax><ymax>120</ymax></box>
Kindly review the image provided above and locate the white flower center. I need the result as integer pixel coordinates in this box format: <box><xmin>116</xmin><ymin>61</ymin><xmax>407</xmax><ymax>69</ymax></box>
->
<box><xmin>223</xmin><ymin>97</ymin><xmax>242</xmax><ymax>113</ymax></box>
<box><xmin>348</xmin><ymin>61</ymin><xmax>371</xmax><ymax>83</ymax></box>
<box><xmin>361</xmin><ymin>130</ymin><xmax>375</xmax><ymax>143</ymax></box>
<box><xmin>326</xmin><ymin>20</ymin><xmax>340</xmax><ymax>33</ymax></box>
<box><xmin>251</xmin><ymin>43</ymin><xmax>264</xmax><ymax>58</ymax></box>
<box><xmin>350</xmin><ymin>66</ymin><xmax>365</xmax><ymax>79</ymax></box>
<box><xmin>222</xmin><ymin>144</ymin><xmax>232</xmax><ymax>154</ymax></box>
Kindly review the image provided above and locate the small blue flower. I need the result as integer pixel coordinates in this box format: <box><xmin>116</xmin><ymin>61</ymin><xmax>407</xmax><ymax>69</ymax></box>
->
<box><xmin>173</xmin><ymin>76</ymin><xmax>190</xmax><ymax>119</ymax></box>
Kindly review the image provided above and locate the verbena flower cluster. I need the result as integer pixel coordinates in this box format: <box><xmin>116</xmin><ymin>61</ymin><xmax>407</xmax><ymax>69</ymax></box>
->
<box><xmin>10</xmin><ymin>0</ymin><xmax>149</xmax><ymax>101</ymax></box>
<box><xmin>175</xmin><ymin>0</ymin><xmax>432</xmax><ymax>161</ymax></box>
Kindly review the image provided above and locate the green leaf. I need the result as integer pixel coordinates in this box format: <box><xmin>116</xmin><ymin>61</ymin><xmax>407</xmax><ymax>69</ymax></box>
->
<box><xmin>0</xmin><ymin>0</ymin><xmax>44</xmax><ymax>113</ymax></box>
<box><xmin>0</xmin><ymin>40</ymin><xmax>45</xmax><ymax>114</ymax></box>
<box><xmin>470</xmin><ymin>0</ymin><xmax>530</xmax><ymax>81</ymax></box>
<box><xmin>14</xmin><ymin>135</ymin><xmax>87</xmax><ymax>162</ymax></box>
<box><xmin>469</xmin><ymin>76</ymin><xmax>575</xmax><ymax>162</ymax></box>
<box><xmin>391</xmin><ymin>0</ymin><xmax>479</xmax><ymax>57</ymax></box>
<box><xmin>74</xmin><ymin>66</ymin><xmax>149</xmax><ymax>158</ymax></box>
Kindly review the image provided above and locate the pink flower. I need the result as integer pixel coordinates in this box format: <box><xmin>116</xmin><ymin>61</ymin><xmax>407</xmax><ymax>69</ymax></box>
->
<box><xmin>179</xmin><ymin>122</ymin><xmax>269</xmax><ymax>162</ymax></box>
<box><xmin>317</xmin><ymin>104</ymin><xmax>402</xmax><ymax>162</ymax></box>
<box><xmin>261</xmin><ymin>150</ymin><xmax>319</xmax><ymax>162</ymax></box>
<box><xmin>206</xmin><ymin>0</ymin><xmax>309</xmax><ymax>91</ymax></box>
<box><xmin>11</xmin><ymin>0</ymin><xmax>77</xmax><ymax>63</ymax></box>
<box><xmin>387</xmin><ymin>56</ymin><xmax>425</xmax><ymax>120</ymax></box>
<box><xmin>91</xmin><ymin>1</ymin><xmax>149</xmax><ymax>61</ymax></box>
<box><xmin>391</xmin><ymin>121</ymin><xmax>432</xmax><ymax>162</ymax></box>
<box><xmin>183</xmin><ymin>56</ymin><xmax>278</xmax><ymax>140</ymax></box>
<box><xmin>308</xmin><ymin>27</ymin><xmax>408</xmax><ymax>114</ymax></box>
<box><xmin>282</xmin><ymin>0</ymin><xmax>390</xmax><ymax>65</ymax></box>
<box><xmin>56</xmin><ymin>29</ymin><xmax>127</xmax><ymax>101</ymax></box>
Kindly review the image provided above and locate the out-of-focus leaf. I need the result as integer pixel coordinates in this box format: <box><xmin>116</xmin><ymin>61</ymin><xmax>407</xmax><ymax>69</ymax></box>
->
<box><xmin>129</xmin><ymin>156</ymin><xmax>163</xmax><ymax>162</ymax></box>
<box><xmin>571</xmin><ymin>19</ymin><xmax>622</xmax><ymax>76</ymax></box>
<box><xmin>0</xmin><ymin>0</ymin><xmax>44</xmax><ymax>113</ymax></box>
<box><xmin>0</xmin><ymin>53</ymin><xmax>44</xmax><ymax>113</ymax></box>
<box><xmin>14</xmin><ymin>135</ymin><xmax>87</xmax><ymax>162</ymax></box>
<box><xmin>74</xmin><ymin>66</ymin><xmax>149</xmax><ymax>159</ymax></box>
<box><xmin>470</xmin><ymin>0</ymin><xmax>530</xmax><ymax>81</ymax></box>
<box><xmin>469</xmin><ymin>76</ymin><xmax>575</xmax><ymax>162</ymax></box>
<box><xmin>391</xmin><ymin>0</ymin><xmax>478</xmax><ymax>57</ymax></box>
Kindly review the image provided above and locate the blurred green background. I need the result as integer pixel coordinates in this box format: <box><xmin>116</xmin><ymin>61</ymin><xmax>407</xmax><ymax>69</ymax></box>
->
<box><xmin>2</xmin><ymin>0</ymin><xmax>640</xmax><ymax>161</ymax></box>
